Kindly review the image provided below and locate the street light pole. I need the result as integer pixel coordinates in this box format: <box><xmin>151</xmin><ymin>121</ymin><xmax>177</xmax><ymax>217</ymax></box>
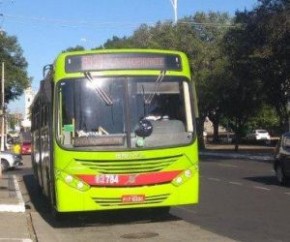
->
<box><xmin>170</xmin><ymin>0</ymin><xmax>178</xmax><ymax>24</ymax></box>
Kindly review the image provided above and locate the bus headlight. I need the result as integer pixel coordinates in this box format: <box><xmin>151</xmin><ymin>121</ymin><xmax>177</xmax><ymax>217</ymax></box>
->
<box><xmin>184</xmin><ymin>169</ymin><xmax>192</xmax><ymax>178</ymax></box>
<box><xmin>77</xmin><ymin>182</ymin><xmax>84</xmax><ymax>189</ymax></box>
<box><xmin>56</xmin><ymin>170</ymin><xmax>90</xmax><ymax>191</ymax></box>
<box><xmin>172</xmin><ymin>166</ymin><xmax>198</xmax><ymax>187</ymax></box>
<box><xmin>175</xmin><ymin>177</ymin><xmax>183</xmax><ymax>185</ymax></box>
<box><xmin>65</xmin><ymin>175</ymin><xmax>73</xmax><ymax>183</ymax></box>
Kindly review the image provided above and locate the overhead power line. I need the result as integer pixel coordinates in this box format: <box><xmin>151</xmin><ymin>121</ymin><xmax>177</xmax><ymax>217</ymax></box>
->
<box><xmin>2</xmin><ymin>13</ymin><xmax>238</xmax><ymax>29</ymax></box>
<box><xmin>3</xmin><ymin>13</ymin><xmax>154</xmax><ymax>29</ymax></box>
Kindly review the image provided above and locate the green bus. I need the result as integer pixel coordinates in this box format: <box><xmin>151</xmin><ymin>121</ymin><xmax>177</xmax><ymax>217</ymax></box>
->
<box><xmin>31</xmin><ymin>49</ymin><xmax>199</xmax><ymax>215</ymax></box>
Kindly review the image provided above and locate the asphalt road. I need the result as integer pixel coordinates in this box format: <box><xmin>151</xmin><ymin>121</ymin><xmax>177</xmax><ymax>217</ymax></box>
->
<box><xmin>171</xmin><ymin>157</ymin><xmax>290</xmax><ymax>242</ymax></box>
<box><xmin>7</xmin><ymin>154</ymin><xmax>290</xmax><ymax>242</ymax></box>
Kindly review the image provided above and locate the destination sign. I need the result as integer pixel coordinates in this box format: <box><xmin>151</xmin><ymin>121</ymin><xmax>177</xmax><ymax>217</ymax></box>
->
<box><xmin>65</xmin><ymin>53</ymin><xmax>182</xmax><ymax>72</ymax></box>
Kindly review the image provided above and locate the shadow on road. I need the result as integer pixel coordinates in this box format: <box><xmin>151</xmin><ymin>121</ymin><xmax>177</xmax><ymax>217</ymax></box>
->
<box><xmin>244</xmin><ymin>175</ymin><xmax>290</xmax><ymax>187</ymax></box>
<box><xmin>23</xmin><ymin>174</ymin><xmax>180</xmax><ymax>228</ymax></box>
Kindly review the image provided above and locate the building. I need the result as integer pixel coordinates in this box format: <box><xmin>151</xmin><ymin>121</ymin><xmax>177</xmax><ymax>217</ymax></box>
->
<box><xmin>21</xmin><ymin>87</ymin><xmax>35</xmax><ymax>129</ymax></box>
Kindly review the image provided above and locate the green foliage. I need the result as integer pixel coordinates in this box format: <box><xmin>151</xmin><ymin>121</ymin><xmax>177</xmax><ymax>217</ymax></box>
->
<box><xmin>247</xmin><ymin>104</ymin><xmax>280</xmax><ymax>132</ymax></box>
<box><xmin>0</xmin><ymin>32</ymin><xmax>29</xmax><ymax>103</ymax></box>
<box><xmin>219</xmin><ymin>0</ymin><xmax>289</xmax><ymax>148</ymax></box>
<box><xmin>96</xmin><ymin>36</ymin><xmax>133</xmax><ymax>49</ymax></box>
<box><xmin>63</xmin><ymin>45</ymin><xmax>85</xmax><ymax>52</ymax></box>
<box><xmin>225</xmin><ymin>0</ymin><xmax>289</xmax><ymax>132</ymax></box>
<box><xmin>7</xmin><ymin>114</ymin><xmax>18</xmax><ymax>131</ymax></box>
<box><xmin>256</xmin><ymin>0</ymin><xmax>290</xmax><ymax>129</ymax></box>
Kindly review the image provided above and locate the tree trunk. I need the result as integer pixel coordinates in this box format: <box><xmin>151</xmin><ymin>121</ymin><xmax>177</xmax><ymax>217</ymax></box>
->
<box><xmin>196</xmin><ymin>117</ymin><xmax>206</xmax><ymax>150</ymax></box>
<box><xmin>234</xmin><ymin>138</ymin><xmax>239</xmax><ymax>152</ymax></box>
<box><xmin>208</xmin><ymin>112</ymin><xmax>220</xmax><ymax>143</ymax></box>
<box><xmin>234</xmin><ymin>119</ymin><xmax>241</xmax><ymax>152</ymax></box>
<box><xmin>213</xmin><ymin>121</ymin><xmax>219</xmax><ymax>143</ymax></box>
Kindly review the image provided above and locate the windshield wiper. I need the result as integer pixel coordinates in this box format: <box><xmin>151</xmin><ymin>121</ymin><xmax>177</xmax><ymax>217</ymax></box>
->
<box><xmin>84</xmin><ymin>72</ymin><xmax>113</xmax><ymax>106</ymax></box>
<box><xmin>145</xmin><ymin>70</ymin><xmax>166</xmax><ymax>105</ymax></box>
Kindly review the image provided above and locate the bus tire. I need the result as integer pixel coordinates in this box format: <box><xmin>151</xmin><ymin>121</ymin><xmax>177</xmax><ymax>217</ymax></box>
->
<box><xmin>46</xmin><ymin>174</ymin><xmax>63</xmax><ymax>221</ymax></box>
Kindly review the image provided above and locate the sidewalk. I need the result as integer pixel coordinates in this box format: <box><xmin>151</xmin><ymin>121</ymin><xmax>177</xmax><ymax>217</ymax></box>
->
<box><xmin>0</xmin><ymin>174</ymin><xmax>32</xmax><ymax>242</ymax></box>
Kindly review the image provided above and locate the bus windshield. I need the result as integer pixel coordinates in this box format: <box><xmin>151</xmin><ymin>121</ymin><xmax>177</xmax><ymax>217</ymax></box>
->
<box><xmin>56</xmin><ymin>75</ymin><xmax>194</xmax><ymax>150</ymax></box>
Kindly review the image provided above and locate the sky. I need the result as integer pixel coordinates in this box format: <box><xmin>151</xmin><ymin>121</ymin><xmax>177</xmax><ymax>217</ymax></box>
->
<box><xmin>0</xmin><ymin>0</ymin><xmax>259</xmax><ymax>114</ymax></box>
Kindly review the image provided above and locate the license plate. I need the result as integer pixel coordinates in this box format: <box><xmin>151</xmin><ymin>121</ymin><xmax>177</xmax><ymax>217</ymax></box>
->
<box><xmin>122</xmin><ymin>194</ymin><xmax>145</xmax><ymax>203</ymax></box>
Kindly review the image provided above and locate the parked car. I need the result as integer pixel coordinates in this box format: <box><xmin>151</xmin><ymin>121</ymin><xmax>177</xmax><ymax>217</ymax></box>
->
<box><xmin>0</xmin><ymin>151</ymin><xmax>22</xmax><ymax>172</ymax></box>
<box><xmin>245</xmin><ymin>129</ymin><xmax>271</xmax><ymax>144</ymax></box>
<box><xmin>0</xmin><ymin>134</ymin><xmax>14</xmax><ymax>150</ymax></box>
<box><xmin>21</xmin><ymin>141</ymin><xmax>32</xmax><ymax>155</ymax></box>
<box><xmin>274</xmin><ymin>132</ymin><xmax>290</xmax><ymax>185</ymax></box>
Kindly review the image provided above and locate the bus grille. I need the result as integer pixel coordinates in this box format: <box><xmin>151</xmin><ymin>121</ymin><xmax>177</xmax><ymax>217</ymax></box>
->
<box><xmin>75</xmin><ymin>155</ymin><xmax>182</xmax><ymax>174</ymax></box>
<box><xmin>92</xmin><ymin>194</ymin><xmax>170</xmax><ymax>207</ymax></box>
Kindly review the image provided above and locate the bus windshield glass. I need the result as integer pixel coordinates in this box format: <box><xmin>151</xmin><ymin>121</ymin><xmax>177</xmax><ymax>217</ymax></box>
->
<box><xmin>56</xmin><ymin>76</ymin><xmax>194</xmax><ymax>150</ymax></box>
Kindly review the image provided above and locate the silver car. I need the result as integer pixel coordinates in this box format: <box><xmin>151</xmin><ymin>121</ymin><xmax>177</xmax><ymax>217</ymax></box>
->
<box><xmin>245</xmin><ymin>129</ymin><xmax>271</xmax><ymax>144</ymax></box>
<box><xmin>0</xmin><ymin>151</ymin><xmax>22</xmax><ymax>172</ymax></box>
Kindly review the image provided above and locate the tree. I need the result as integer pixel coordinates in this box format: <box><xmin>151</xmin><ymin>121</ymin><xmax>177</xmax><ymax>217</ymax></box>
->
<box><xmin>247</xmin><ymin>104</ymin><xmax>279</xmax><ymax>133</ymax></box>
<box><xmin>63</xmin><ymin>45</ymin><xmax>85</xmax><ymax>52</ymax></box>
<box><xmin>219</xmin><ymin>0</ymin><xmax>290</xmax><ymax>150</ymax></box>
<box><xmin>188</xmin><ymin>12</ymin><xmax>232</xmax><ymax>144</ymax></box>
<box><xmin>252</xmin><ymin>0</ymin><xmax>290</xmax><ymax>132</ymax></box>
<box><xmin>223</xmin><ymin>0</ymin><xmax>290</xmax><ymax>141</ymax></box>
<box><xmin>98</xmin><ymin>36</ymin><xmax>134</xmax><ymax>49</ymax></box>
<box><xmin>222</xmin><ymin>19</ymin><xmax>266</xmax><ymax>150</ymax></box>
<box><xmin>0</xmin><ymin>32</ymin><xmax>30</xmax><ymax>103</ymax></box>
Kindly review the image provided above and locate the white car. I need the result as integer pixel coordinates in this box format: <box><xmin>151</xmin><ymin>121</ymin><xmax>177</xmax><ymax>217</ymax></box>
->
<box><xmin>0</xmin><ymin>151</ymin><xmax>22</xmax><ymax>172</ymax></box>
<box><xmin>245</xmin><ymin>129</ymin><xmax>271</xmax><ymax>143</ymax></box>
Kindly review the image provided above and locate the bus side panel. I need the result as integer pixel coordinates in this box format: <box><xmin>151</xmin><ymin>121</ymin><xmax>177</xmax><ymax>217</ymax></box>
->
<box><xmin>40</xmin><ymin>125</ymin><xmax>51</xmax><ymax>198</ymax></box>
<box><xmin>32</xmin><ymin>129</ymin><xmax>44</xmax><ymax>189</ymax></box>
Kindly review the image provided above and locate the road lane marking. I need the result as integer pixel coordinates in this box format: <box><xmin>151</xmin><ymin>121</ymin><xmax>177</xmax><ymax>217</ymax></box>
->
<box><xmin>208</xmin><ymin>177</ymin><xmax>221</xmax><ymax>182</ymax></box>
<box><xmin>229</xmin><ymin>181</ymin><xmax>243</xmax><ymax>186</ymax></box>
<box><xmin>253</xmin><ymin>186</ymin><xmax>271</xmax><ymax>191</ymax></box>
<box><xmin>218</xmin><ymin>164</ymin><xmax>238</xmax><ymax>168</ymax></box>
<box><xmin>203</xmin><ymin>176</ymin><xmax>290</xmax><ymax>197</ymax></box>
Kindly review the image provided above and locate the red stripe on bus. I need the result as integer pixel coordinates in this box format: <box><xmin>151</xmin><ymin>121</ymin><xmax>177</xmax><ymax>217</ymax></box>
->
<box><xmin>76</xmin><ymin>170</ymin><xmax>182</xmax><ymax>187</ymax></box>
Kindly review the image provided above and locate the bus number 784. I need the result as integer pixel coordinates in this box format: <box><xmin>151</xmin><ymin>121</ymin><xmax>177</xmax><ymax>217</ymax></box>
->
<box><xmin>95</xmin><ymin>174</ymin><xmax>119</xmax><ymax>185</ymax></box>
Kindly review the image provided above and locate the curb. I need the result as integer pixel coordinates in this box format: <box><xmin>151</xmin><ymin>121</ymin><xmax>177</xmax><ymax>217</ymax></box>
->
<box><xmin>200</xmin><ymin>151</ymin><xmax>273</xmax><ymax>162</ymax></box>
<box><xmin>0</xmin><ymin>175</ymin><xmax>25</xmax><ymax>212</ymax></box>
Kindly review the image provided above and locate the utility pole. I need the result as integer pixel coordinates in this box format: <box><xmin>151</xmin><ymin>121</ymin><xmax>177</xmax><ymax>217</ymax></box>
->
<box><xmin>170</xmin><ymin>0</ymin><xmax>178</xmax><ymax>24</ymax></box>
<box><xmin>0</xmin><ymin>62</ymin><xmax>3</xmax><ymax>177</ymax></box>
<box><xmin>1</xmin><ymin>62</ymin><xmax>5</xmax><ymax>152</ymax></box>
